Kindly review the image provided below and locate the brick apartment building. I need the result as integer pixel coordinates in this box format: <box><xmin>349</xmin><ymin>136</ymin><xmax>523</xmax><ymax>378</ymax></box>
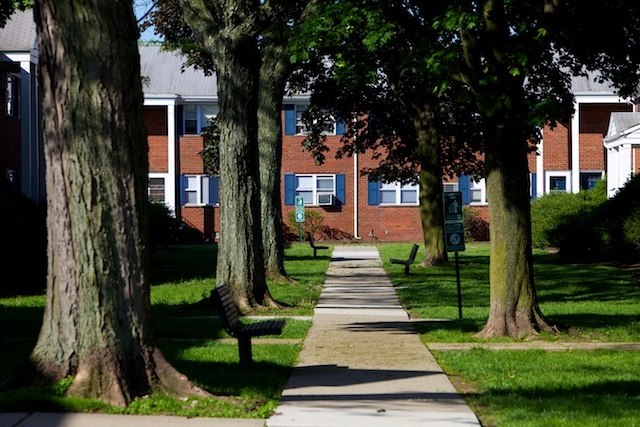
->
<box><xmin>3</xmin><ymin>10</ymin><xmax>640</xmax><ymax>243</ymax></box>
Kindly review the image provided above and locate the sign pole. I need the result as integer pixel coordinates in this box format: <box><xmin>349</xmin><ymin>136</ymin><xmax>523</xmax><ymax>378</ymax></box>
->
<box><xmin>455</xmin><ymin>251</ymin><xmax>462</xmax><ymax>319</ymax></box>
<box><xmin>299</xmin><ymin>223</ymin><xmax>303</xmax><ymax>244</ymax></box>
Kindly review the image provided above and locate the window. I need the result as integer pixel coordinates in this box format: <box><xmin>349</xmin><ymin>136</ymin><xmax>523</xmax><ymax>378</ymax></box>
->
<box><xmin>148</xmin><ymin>177</ymin><xmax>165</xmax><ymax>202</ymax></box>
<box><xmin>5</xmin><ymin>75</ymin><xmax>20</xmax><ymax>117</ymax></box>
<box><xmin>284</xmin><ymin>173</ymin><xmax>345</xmax><ymax>206</ymax></box>
<box><xmin>469</xmin><ymin>178</ymin><xmax>488</xmax><ymax>204</ymax></box>
<box><xmin>546</xmin><ymin>171</ymin><xmax>571</xmax><ymax>193</ymax></box>
<box><xmin>181</xmin><ymin>174</ymin><xmax>219</xmax><ymax>206</ymax></box>
<box><xmin>368</xmin><ymin>180</ymin><xmax>419</xmax><ymax>206</ymax></box>
<box><xmin>580</xmin><ymin>171</ymin><xmax>603</xmax><ymax>191</ymax></box>
<box><xmin>284</xmin><ymin>104</ymin><xmax>345</xmax><ymax>135</ymax></box>
<box><xmin>295</xmin><ymin>174</ymin><xmax>335</xmax><ymax>205</ymax></box>
<box><xmin>379</xmin><ymin>182</ymin><xmax>419</xmax><ymax>205</ymax></box>
<box><xmin>182</xmin><ymin>104</ymin><xmax>218</xmax><ymax>135</ymax></box>
<box><xmin>184</xmin><ymin>105</ymin><xmax>198</xmax><ymax>134</ymax></box>
<box><xmin>443</xmin><ymin>182</ymin><xmax>459</xmax><ymax>193</ymax></box>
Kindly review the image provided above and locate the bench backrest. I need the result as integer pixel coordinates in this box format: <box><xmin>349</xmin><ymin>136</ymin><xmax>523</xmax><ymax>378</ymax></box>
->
<box><xmin>212</xmin><ymin>283</ymin><xmax>241</xmax><ymax>335</ymax></box>
<box><xmin>307</xmin><ymin>232</ymin><xmax>316</xmax><ymax>248</ymax></box>
<box><xmin>408</xmin><ymin>243</ymin><xmax>419</xmax><ymax>262</ymax></box>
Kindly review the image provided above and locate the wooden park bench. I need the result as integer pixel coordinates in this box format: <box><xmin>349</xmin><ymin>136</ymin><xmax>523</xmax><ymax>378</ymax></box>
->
<box><xmin>211</xmin><ymin>283</ymin><xmax>285</xmax><ymax>369</ymax></box>
<box><xmin>390</xmin><ymin>243</ymin><xmax>419</xmax><ymax>275</ymax></box>
<box><xmin>307</xmin><ymin>232</ymin><xmax>329</xmax><ymax>257</ymax></box>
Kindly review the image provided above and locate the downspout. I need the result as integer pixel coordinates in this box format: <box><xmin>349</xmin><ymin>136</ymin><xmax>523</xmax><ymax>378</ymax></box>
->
<box><xmin>353</xmin><ymin>151</ymin><xmax>361</xmax><ymax>239</ymax></box>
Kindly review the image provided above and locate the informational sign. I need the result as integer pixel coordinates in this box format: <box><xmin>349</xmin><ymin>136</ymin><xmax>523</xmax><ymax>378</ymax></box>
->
<box><xmin>445</xmin><ymin>222</ymin><xmax>465</xmax><ymax>252</ymax></box>
<box><xmin>295</xmin><ymin>196</ymin><xmax>305</xmax><ymax>223</ymax></box>
<box><xmin>443</xmin><ymin>191</ymin><xmax>463</xmax><ymax>222</ymax></box>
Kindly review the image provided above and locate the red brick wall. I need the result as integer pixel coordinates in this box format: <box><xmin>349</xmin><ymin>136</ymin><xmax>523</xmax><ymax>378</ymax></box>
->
<box><xmin>145</xmin><ymin>108</ymin><xmax>169</xmax><ymax>173</ymax></box>
<box><xmin>179</xmin><ymin>136</ymin><xmax>206</xmax><ymax>174</ymax></box>
<box><xmin>542</xmin><ymin>120</ymin><xmax>571</xmax><ymax>170</ymax></box>
<box><xmin>580</xmin><ymin>104</ymin><xmax>631</xmax><ymax>170</ymax></box>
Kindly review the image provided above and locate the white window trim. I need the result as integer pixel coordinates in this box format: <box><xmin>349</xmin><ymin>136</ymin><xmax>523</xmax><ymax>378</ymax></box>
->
<box><xmin>379</xmin><ymin>182</ymin><xmax>419</xmax><ymax>206</ymax></box>
<box><xmin>183</xmin><ymin>174</ymin><xmax>218</xmax><ymax>206</ymax></box>
<box><xmin>295</xmin><ymin>174</ymin><xmax>336</xmax><ymax>206</ymax></box>
<box><xmin>469</xmin><ymin>177</ymin><xmax>488</xmax><ymax>205</ymax></box>
<box><xmin>545</xmin><ymin>170</ymin><xmax>571</xmax><ymax>193</ymax></box>
<box><xmin>294</xmin><ymin>104</ymin><xmax>337</xmax><ymax>136</ymax></box>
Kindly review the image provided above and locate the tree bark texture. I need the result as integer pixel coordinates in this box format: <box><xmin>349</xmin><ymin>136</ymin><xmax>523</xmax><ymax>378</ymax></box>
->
<box><xmin>258</xmin><ymin>41</ymin><xmax>291</xmax><ymax>283</ymax></box>
<box><xmin>31</xmin><ymin>0</ymin><xmax>208</xmax><ymax>405</ymax></box>
<box><xmin>179</xmin><ymin>0</ymin><xmax>274</xmax><ymax>310</ymax></box>
<box><xmin>415</xmin><ymin>117</ymin><xmax>448</xmax><ymax>266</ymax></box>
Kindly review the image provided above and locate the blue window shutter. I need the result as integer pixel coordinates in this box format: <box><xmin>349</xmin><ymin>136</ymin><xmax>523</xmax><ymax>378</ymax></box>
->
<box><xmin>530</xmin><ymin>173</ymin><xmax>537</xmax><ymax>200</ymax></box>
<box><xmin>336</xmin><ymin>174</ymin><xmax>345</xmax><ymax>205</ymax></box>
<box><xmin>368</xmin><ymin>180</ymin><xmax>380</xmax><ymax>205</ymax></box>
<box><xmin>284</xmin><ymin>174</ymin><xmax>295</xmax><ymax>205</ymax></box>
<box><xmin>284</xmin><ymin>104</ymin><xmax>296</xmax><ymax>135</ymax></box>
<box><xmin>336</xmin><ymin>117</ymin><xmax>346</xmax><ymax>135</ymax></box>
<box><xmin>177</xmin><ymin>105</ymin><xmax>184</xmax><ymax>136</ymax></box>
<box><xmin>459</xmin><ymin>175</ymin><xmax>470</xmax><ymax>205</ymax></box>
<box><xmin>179</xmin><ymin>174</ymin><xmax>186</xmax><ymax>205</ymax></box>
<box><xmin>209</xmin><ymin>175</ymin><xmax>220</xmax><ymax>205</ymax></box>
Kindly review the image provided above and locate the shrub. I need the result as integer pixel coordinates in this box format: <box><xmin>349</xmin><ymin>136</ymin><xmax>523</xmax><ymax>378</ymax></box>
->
<box><xmin>530</xmin><ymin>180</ymin><xmax>606</xmax><ymax>261</ymax></box>
<box><xmin>286</xmin><ymin>209</ymin><xmax>325</xmax><ymax>240</ymax></box>
<box><xmin>148</xmin><ymin>201</ymin><xmax>181</xmax><ymax>247</ymax></box>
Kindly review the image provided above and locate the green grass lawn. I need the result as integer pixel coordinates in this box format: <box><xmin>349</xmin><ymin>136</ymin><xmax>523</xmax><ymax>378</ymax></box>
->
<box><xmin>0</xmin><ymin>242</ymin><xmax>331</xmax><ymax>418</ymax></box>
<box><xmin>1</xmin><ymin>241</ymin><xmax>639</xmax><ymax>425</ymax></box>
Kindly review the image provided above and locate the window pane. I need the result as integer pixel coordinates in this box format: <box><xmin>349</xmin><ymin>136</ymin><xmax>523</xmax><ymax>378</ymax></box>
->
<box><xmin>580</xmin><ymin>173</ymin><xmax>601</xmax><ymax>190</ymax></box>
<box><xmin>401</xmin><ymin>189</ymin><xmax>417</xmax><ymax>204</ymax></box>
<box><xmin>185</xmin><ymin>191</ymin><xmax>197</xmax><ymax>204</ymax></box>
<box><xmin>148</xmin><ymin>178</ymin><xmax>165</xmax><ymax>202</ymax></box>
<box><xmin>296</xmin><ymin>191</ymin><xmax>313</xmax><ymax>205</ymax></box>
<box><xmin>380</xmin><ymin>190</ymin><xmax>396</xmax><ymax>204</ymax></box>
<box><xmin>550</xmin><ymin>177</ymin><xmax>566</xmax><ymax>191</ymax></box>
<box><xmin>184</xmin><ymin>105</ymin><xmax>198</xmax><ymax>134</ymax></box>
<box><xmin>316</xmin><ymin>177</ymin><xmax>334</xmax><ymax>191</ymax></box>
<box><xmin>470</xmin><ymin>189</ymin><xmax>483</xmax><ymax>203</ymax></box>
<box><xmin>296</xmin><ymin>176</ymin><xmax>313</xmax><ymax>189</ymax></box>
<box><xmin>185</xmin><ymin>175</ymin><xmax>197</xmax><ymax>190</ymax></box>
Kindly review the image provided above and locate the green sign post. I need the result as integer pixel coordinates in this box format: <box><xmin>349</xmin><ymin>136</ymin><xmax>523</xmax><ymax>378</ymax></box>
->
<box><xmin>295</xmin><ymin>196</ymin><xmax>305</xmax><ymax>243</ymax></box>
<box><xmin>443</xmin><ymin>191</ymin><xmax>465</xmax><ymax>318</ymax></box>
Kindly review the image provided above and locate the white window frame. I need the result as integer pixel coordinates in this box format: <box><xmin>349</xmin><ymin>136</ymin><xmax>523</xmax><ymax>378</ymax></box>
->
<box><xmin>443</xmin><ymin>182</ymin><xmax>459</xmax><ymax>193</ymax></box>
<box><xmin>469</xmin><ymin>177</ymin><xmax>488</xmax><ymax>205</ymax></box>
<box><xmin>295</xmin><ymin>174</ymin><xmax>336</xmax><ymax>206</ymax></box>
<box><xmin>379</xmin><ymin>181</ymin><xmax>419</xmax><ymax>206</ymax></box>
<box><xmin>183</xmin><ymin>174</ymin><xmax>219</xmax><ymax>206</ymax></box>
<box><xmin>294</xmin><ymin>105</ymin><xmax>337</xmax><ymax>136</ymax></box>
<box><xmin>183</xmin><ymin>104</ymin><xmax>218</xmax><ymax>135</ymax></box>
<box><xmin>546</xmin><ymin>171</ymin><xmax>571</xmax><ymax>193</ymax></box>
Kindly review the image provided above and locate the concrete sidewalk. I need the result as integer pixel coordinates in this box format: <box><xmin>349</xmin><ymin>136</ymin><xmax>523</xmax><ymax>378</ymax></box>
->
<box><xmin>266</xmin><ymin>245</ymin><xmax>481</xmax><ymax>427</ymax></box>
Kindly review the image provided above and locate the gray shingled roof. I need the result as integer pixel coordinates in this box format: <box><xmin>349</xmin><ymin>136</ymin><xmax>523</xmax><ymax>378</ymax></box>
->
<box><xmin>139</xmin><ymin>44</ymin><xmax>217</xmax><ymax>98</ymax></box>
<box><xmin>605</xmin><ymin>112</ymin><xmax>640</xmax><ymax>142</ymax></box>
<box><xmin>0</xmin><ymin>9</ymin><xmax>37</xmax><ymax>51</ymax></box>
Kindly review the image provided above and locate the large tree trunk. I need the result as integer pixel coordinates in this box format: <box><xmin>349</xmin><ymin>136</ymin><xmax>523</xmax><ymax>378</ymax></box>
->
<box><xmin>415</xmin><ymin>117</ymin><xmax>448</xmax><ymax>266</ymax></box>
<box><xmin>179</xmin><ymin>0</ymin><xmax>277</xmax><ymax>310</ymax></box>
<box><xmin>477</xmin><ymin>122</ymin><xmax>556</xmax><ymax>338</ymax></box>
<box><xmin>258</xmin><ymin>41</ymin><xmax>291</xmax><ymax>283</ymax></box>
<box><xmin>30</xmin><ymin>0</ymin><xmax>209</xmax><ymax>405</ymax></box>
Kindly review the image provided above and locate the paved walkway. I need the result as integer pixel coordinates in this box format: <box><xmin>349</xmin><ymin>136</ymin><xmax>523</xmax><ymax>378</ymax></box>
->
<box><xmin>266</xmin><ymin>245</ymin><xmax>481</xmax><ymax>427</ymax></box>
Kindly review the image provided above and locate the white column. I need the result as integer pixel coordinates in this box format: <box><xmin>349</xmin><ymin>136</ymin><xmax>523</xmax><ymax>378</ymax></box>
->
<box><xmin>571</xmin><ymin>100</ymin><xmax>580</xmax><ymax>193</ymax></box>
<box><xmin>536</xmin><ymin>130</ymin><xmax>544</xmax><ymax>197</ymax></box>
<box><xmin>166</xmin><ymin>103</ymin><xmax>177</xmax><ymax>214</ymax></box>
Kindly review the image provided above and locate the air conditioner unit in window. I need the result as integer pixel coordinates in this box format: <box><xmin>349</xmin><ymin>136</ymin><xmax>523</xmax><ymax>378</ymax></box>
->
<box><xmin>317</xmin><ymin>193</ymin><xmax>334</xmax><ymax>206</ymax></box>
